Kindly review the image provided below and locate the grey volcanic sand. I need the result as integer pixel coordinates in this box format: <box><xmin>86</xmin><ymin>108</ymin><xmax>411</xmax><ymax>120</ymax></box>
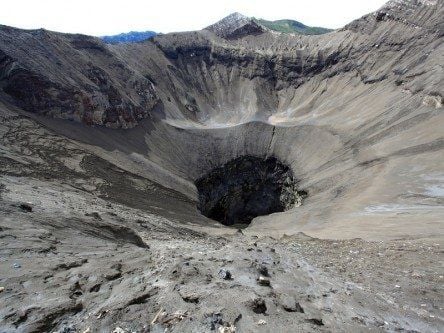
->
<box><xmin>0</xmin><ymin>0</ymin><xmax>443</xmax><ymax>331</ymax></box>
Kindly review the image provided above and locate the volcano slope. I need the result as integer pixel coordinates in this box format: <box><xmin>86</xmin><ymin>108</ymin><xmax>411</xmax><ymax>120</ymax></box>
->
<box><xmin>0</xmin><ymin>0</ymin><xmax>443</xmax><ymax>332</ymax></box>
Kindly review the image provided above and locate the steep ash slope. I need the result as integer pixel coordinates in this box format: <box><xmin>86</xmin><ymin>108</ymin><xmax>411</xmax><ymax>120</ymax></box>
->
<box><xmin>0</xmin><ymin>0</ymin><xmax>442</xmax><ymax>239</ymax></box>
<box><xmin>0</xmin><ymin>28</ymin><xmax>158</xmax><ymax>128</ymax></box>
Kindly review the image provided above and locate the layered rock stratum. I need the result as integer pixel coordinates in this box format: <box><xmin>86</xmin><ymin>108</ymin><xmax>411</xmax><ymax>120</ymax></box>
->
<box><xmin>0</xmin><ymin>0</ymin><xmax>443</xmax><ymax>332</ymax></box>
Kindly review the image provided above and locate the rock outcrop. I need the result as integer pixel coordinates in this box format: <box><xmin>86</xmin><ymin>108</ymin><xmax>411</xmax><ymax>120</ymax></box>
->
<box><xmin>205</xmin><ymin>12</ymin><xmax>267</xmax><ymax>39</ymax></box>
<box><xmin>0</xmin><ymin>28</ymin><xmax>158</xmax><ymax>128</ymax></box>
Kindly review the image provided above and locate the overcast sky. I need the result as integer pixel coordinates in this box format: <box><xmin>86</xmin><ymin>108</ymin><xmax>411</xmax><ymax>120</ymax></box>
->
<box><xmin>0</xmin><ymin>0</ymin><xmax>389</xmax><ymax>36</ymax></box>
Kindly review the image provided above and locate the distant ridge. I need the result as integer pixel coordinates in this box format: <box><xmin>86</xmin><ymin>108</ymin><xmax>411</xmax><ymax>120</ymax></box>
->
<box><xmin>101</xmin><ymin>30</ymin><xmax>157</xmax><ymax>44</ymax></box>
<box><xmin>205</xmin><ymin>13</ymin><xmax>332</xmax><ymax>39</ymax></box>
<box><xmin>254</xmin><ymin>18</ymin><xmax>332</xmax><ymax>35</ymax></box>
<box><xmin>101</xmin><ymin>15</ymin><xmax>330</xmax><ymax>44</ymax></box>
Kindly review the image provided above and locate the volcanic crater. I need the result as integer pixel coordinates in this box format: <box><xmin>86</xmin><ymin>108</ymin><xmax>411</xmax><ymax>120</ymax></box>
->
<box><xmin>0</xmin><ymin>1</ymin><xmax>443</xmax><ymax>332</ymax></box>
<box><xmin>195</xmin><ymin>155</ymin><xmax>305</xmax><ymax>226</ymax></box>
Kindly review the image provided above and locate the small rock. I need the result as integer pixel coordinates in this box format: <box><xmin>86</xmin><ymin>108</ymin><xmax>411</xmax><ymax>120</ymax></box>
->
<box><xmin>423</xmin><ymin>94</ymin><xmax>443</xmax><ymax>108</ymax></box>
<box><xmin>306</xmin><ymin>318</ymin><xmax>324</xmax><ymax>326</ymax></box>
<box><xmin>257</xmin><ymin>265</ymin><xmax>269</xmax><ymax>277</ymax></box>
<box><xmin>112</xmin><ymin>328</ymin><xmax>125</xmax><ymax>333</ymax></box>
<box><xmin>0</xmin><ymin>287</ymin><xmax>4</xmax><ymax>293</ymax></box>
<box><xmin>217</xmin><ymin>325</ymin><xmax>236</xmax><ymax>333</ymax></box>
<box><xmin>374</xmin><ymin>320</ymin><xmax>385</xmax><ymax>327</ymax></box>
<box><xmin>280</xmin><ymin>295</ymin><xmax>304</xmax><ymax>313</ymax></box>
<box><xmin>179</xmin><ymin>290</ymin><xmax>199</xmax><ymax>304</ymax></box>
<box><xmin>19</xmin><ymin>203</ymin><xmax>33</xmax><ymax>212</ymax></box>
<box><xmin>85</xmin><ymin>212</ymin><xmax>102</xmax><ymax>220</ymax></box>
<box><xmin>257</xmin><ymin>276</ymin><xmax>271</xmax><ymax>287</ymax></box>
<box><xmin>218</xmin><ymin>269</ymin><xmax>232</xmax><ymax>280</ymax></box>
<box><xmin>12</xmin><ymin>262</ymin><xmax>21</xmax><ymax>269</ymax></box>
<box><xmin>57</xmin><ymin>324</ymin><xmax>76</xmax><ymax>333</ymax></box>
<box><xmin>250</xmin><ymin>298</ymin><xmax>267</xmax><ymax>314</ymax></box>
<box><xmin>257</xmin><ymin>319</ymin><xmax>267</xmax><ymax>325</ymax></box>
<box><xmin>205</xmin><ymin>312</ymin><xmax>223</xmax><ymax>330</ymax></box>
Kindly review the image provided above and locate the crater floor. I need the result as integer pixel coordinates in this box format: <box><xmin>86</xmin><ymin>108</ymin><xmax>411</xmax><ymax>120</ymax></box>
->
<box><xmin>196</xmin><ymin>156</ymin><xmax>301</xmax><ymax>226</ymax></box>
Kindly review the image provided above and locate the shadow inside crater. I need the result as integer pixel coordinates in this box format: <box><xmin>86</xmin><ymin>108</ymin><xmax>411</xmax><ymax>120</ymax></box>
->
<box><xmin>195</xmin><ymin>155</ymin><xmax>307</xmax><ymax>226</ymax></box>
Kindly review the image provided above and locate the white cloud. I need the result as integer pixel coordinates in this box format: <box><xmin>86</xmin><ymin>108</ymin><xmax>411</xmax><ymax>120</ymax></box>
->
<box><xmin>0</xmin><ymin>0</ymin><xmax>388</xmax><ymax>35</ymax></box>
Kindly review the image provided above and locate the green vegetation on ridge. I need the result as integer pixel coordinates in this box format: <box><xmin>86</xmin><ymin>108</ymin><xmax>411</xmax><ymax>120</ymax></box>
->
<box><xmin>254</xmin><ymin>18</ymin><xmax>332</xmax><ymax>35</ymax></box>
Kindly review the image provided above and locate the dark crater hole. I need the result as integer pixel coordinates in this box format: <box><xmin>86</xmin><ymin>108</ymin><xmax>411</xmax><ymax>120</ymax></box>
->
<box><xmin>195</xmin><ymin>156</ymin><xmax>306</xmax><ymax>227</ymax></box>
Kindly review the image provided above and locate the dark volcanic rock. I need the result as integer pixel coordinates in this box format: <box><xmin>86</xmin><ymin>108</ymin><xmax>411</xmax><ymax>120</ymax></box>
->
<box><xmin>257</xmin><ymin>275</ymin><xmax>271</xmax><ymax>287</ymax></box>
<box><xmin>0</xmin><ymin>28</ymin><xmax>158</xmax><ymax>128</ymax></box>
<box><xmin>218</xmin><ymin>268</ymin><xmax>232</xmax><ymax>280</ymax></box>
<box><xmin>19</xmin><ymin>203</ymin><xmax>33</xmax><ymax>212</ymax></box>
<box><xmin>205</xmin><ymin>12</ymin><xmax>266</xmax><ymax>39</ymax></box>
<box><xmin>195</xmin><ymin>156</ymin><xmax>301</xmax><ymax>226</ymax></box>
<box><xmin>279</xmin><ymin>295</ymin><xmax>304</xmax><ymax>313</ymax></box>
<box><xmin>250</xmin><ymin>298</ymin><xmax>267</xmax><ymax>314</ymax></box>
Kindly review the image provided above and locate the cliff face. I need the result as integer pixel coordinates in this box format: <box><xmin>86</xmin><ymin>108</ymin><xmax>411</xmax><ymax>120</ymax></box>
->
<box><xmin>0</xmin><ymin>28</ymin><xmax>158</xmax><ymax>128</ymax></box>
<box><xmin>0</xmin><ymin>1</ymin><xmax>442</xmax><ymax>128</ymax></box>
<box><xmin>108</xmin><ymin>0</ymin><xmax>443</xmax><ymax>126</ymax></box>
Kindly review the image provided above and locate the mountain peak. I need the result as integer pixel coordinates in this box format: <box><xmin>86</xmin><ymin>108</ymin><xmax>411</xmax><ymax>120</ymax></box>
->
<box><xmin>205</xmin><ymin>12</ymin><xmax>266</xmax><ymax>39</ymax></box>
<box><xmin>224</xmin><ymin>12</ymin><xmax>248</xmax><ymax>21</ymax></box>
